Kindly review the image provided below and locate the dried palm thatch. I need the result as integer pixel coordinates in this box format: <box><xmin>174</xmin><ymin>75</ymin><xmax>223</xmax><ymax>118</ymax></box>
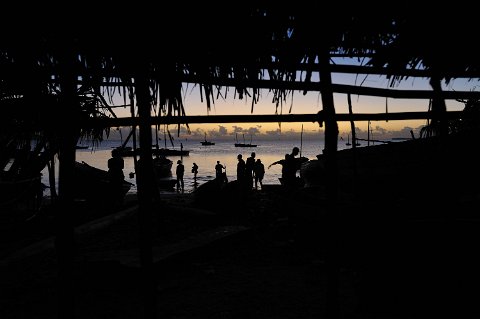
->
<box><xmin>1</xmin><ymin>6</ymin><xmax>479</xmax><ymax>156</ymax></box>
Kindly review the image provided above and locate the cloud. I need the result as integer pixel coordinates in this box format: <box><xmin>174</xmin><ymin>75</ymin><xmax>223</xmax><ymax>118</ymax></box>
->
<box><xmin>191</xmin><ymin>128</ymin><xmax>203</xmax><ymax>137</ymax></box>
<box><xmin>373</xmin><ymin>126</ymin><xmax>388</xmax><ymax>136</ymax></box>
<box><xmin>217</xmin><ymin>125</ymin><xmax>228</xmax><ymax>135</ymax></box>
<box><xmin>265</xmin><ymin>128</ymin><xmax>282</xmax><ymax>136</ymax></box>
<box><xmin>232</xmin><ymin>126</ymin><xmax>244</xmax><ymax>133</ymax></box>
<box><xmin>246</xmin><ymin>127</ymin><xmax>261</xmax><ymax>135</ymax></box>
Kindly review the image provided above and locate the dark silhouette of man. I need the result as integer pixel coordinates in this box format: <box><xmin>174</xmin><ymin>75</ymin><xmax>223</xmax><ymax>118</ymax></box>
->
<box><xmin>176</xmin><ymin>160</ymin><xmax>185</xmax><ymax>192</ymax></box>
<box><xmin>245</xmin><ymin>152</ymin><xmax>256</xmax><ymax>189</ymax></box>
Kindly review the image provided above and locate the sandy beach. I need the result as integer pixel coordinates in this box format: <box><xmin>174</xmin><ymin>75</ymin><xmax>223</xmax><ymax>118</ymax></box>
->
<box><xmin>2</xmin><ymin>175</ymin><xmax>480</xmax><ymax>318</ymax></box>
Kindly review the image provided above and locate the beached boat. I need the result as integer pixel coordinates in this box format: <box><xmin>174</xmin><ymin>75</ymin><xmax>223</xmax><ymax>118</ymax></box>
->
<box><xmin>0</xmin><ymin>174</ymin><xmax>43</xmax><ymax>209</ymax></box>
<box><xmin>301</xmin><ymin>133</ymin><xmax>479</xmax><ymax>202</ymax></box>
<box><xmin>73</xmin><ymin>161</ymin><xmax>133</xmax><ymax>202</ymax></box>
<box><xmin>153</xmin><ymin>156</ymin><xmax>173</xmax><ymax>178</ymax></box>
<box><xmin>234</xmin><ymin>133</ymin><xmax>257</xmax><ymax>147</ymax></box>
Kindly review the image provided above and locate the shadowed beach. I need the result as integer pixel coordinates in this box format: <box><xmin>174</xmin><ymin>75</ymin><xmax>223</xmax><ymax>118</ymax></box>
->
<box><xmin>2</xmin><ymin>139</ymin><xmax>480</xmax><ymax>318</ymax></box>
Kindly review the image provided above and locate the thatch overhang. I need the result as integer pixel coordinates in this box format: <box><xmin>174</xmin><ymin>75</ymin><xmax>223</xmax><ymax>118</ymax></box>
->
<box><xmin>1</xmin><ymin>9</ymin><xmax>478</xmax><ymax>129</ymax></box>
<box><xmin>1</xmin><ymin>7</ymin><xmax>479</xmax><ymax>125</ymax></box>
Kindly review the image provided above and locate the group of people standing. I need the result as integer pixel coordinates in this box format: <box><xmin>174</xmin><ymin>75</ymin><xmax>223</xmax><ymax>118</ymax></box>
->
<box><xmin>109</xmin><ymin>146</ymin><xmax>305</xmax><ymax>196</ymax></box>
<box><xmin>176</xmin><ymin>147</ymin><xmax>305</xmax><ymax>193</ymax></box>
<box><xmin>235</xmin><ymin>152</ymin><xmax>265</xmax><ymax>190</ymax></box>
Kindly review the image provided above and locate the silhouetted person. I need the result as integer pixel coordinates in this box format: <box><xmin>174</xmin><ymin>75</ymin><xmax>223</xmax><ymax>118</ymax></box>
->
<box><xmin>245</xmin><ymin>152</ymin><xmax>256</xmax><ymax>189</ymax></box>
<box><xmin>108</xmin><ymin>148</ymin><xmax>125</xmax><ymax>205</ymax></box>
<box><xmin>191</xmin><ymin>162</ymin><xmax>199</xmax><ymax>182</ymax></box>
<box><xmin>176</xmin><ymin>160</ymin><xmax>185</xmax><ymax>192</ymax></box>
<box><xmin>268</xmin><ymin>153</ymin><xmax>289</xmax><ymax>179</ymax></box>
<box><xmin>285</xmin><ymin>146</ymin><xmax>309</xmax><ymax>190</ymax></box>
<box><xmin>283</xmin><ymin>152</ymin><xmax>297</xmax><ymax>189</ymax></box>
<box><xmin>269</xmin><ymin>147</ymin><xmax>308</xmax><ymax>191</ymax></box>
<box><xmin>236</xmin><ymin>154</ymin><xmax>246</xmax><ymax>184</ymax></box>
<box><xmin>215</xmin><ymin>160</ymin><xmax>225</xmax><ymax>180</ymax></box>
<box><xmin>254</xmin><ymin>158</ymin><xmax>265</xmax><ymax>190</ymax></box>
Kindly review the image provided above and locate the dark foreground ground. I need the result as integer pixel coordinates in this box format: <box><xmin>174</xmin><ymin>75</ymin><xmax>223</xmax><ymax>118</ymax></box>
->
<box><xmin>1</xmin><ymin>177</ymin><xmax>480</xmax><ymax>318</ymax></box>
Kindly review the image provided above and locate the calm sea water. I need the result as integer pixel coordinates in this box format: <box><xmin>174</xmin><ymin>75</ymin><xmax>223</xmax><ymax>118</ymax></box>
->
<box><xmin>42</xmin><ymin>138</ymin><xmax>357</xmax><ymax>195</ymax></box>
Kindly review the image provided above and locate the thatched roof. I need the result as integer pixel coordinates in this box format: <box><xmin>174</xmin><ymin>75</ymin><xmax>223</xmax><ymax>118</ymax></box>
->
<box><xmin>1</xmin><ymin>6</ymin><xmax>479</xmax><ymax>140</ymax></box>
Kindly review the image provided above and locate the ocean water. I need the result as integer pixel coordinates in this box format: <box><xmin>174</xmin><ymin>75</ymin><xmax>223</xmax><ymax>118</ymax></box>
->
<box><xmin>41</xmin><ymin>138</ymin><xmax>359</xmax><ymax>195</ymax></box>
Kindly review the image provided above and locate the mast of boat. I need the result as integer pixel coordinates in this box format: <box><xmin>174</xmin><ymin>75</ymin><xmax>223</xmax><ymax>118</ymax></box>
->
<box><xmin>164</xmin><ymin>125</ymin><xmax>167</xmax><ymax>149</ymax></box>
<box><xmin>300</xmin><ymin>124</ymin><xmax>303</xmax><ymax>157</ymax></box>
<box><xmin>367</xmin><ymin>120</ymin><xmax>371</xmax><ymax>147</ymax></box>
<box><xmin>155</xmin><ymin>124</ymin><xmax>160</xmax><ymax>151</ymax></box>
<box><xmin>346</xmin><ymin>133</ymin><xmax>351</xmax><ymax>146</ymax></box>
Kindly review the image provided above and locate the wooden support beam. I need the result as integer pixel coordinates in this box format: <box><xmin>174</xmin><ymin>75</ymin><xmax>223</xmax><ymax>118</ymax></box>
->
<box><xmin>56</xmin><ymin>76</ymin><xmax>479</xmax><ymax>101</ymax></box>
<box><xmin>83</xmin><ymin>111</ymin><xmax>463</xmax><ymax>128</ymax></box>
<box><xmin>180</xmin><ymin>76</ymin><xmax>480</xmax><ymax>100</ymax></box>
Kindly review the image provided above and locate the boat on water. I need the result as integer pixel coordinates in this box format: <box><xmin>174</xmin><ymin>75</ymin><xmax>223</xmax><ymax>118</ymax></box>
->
<box><xmin>152</xmin><ymin>148</ymin><xmax>190</xmax><ymax>156</ymax></box>
<box><xmin>234</xmin><ymin>133</ymin><xmax>257</xmax><ymax>147</ymax></box>
<box><xmin>113</xmin><ymin>147</ymin><xmax>189</xmax><ymax>157</ymax></box>
<box><xmin>344</xmin><ymin>133</ymin><xmax>361</xmax><ymax>147</ymax></box>
<box><xmin>111</xmin><ymin>125</ymin><xmax>191</xmax><ymax>156</ymax></box>
<box><xmin>201</xmin><ymin>133</ymin><xmax>215</xmax><ymax>146</ymax></box>
<box><xmin>346</xmin><ymin>134</ymin><xmax>352</xmax><ymax>146</ymax></box>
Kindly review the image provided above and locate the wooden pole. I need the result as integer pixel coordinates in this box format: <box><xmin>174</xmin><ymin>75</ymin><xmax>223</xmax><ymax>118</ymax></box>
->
<box><xmin>347</xmin><ymin>93</ymin><xmax>358</xmax><ymax>185</ymax></box>
<box><xmin>430</xmin><ymin>75</ymin><xmax>449</xmax><ymax>137</ymax></box>
<box><xmin>319</xmin><ymin>50</ymin><xmax>340</xmax><ymax>318</ymax></box>
<box><xmin>135</xmin><ymin>72</ymin><xmax>157</xmax><ymax>319</ymax></box>
<box><xmin>300</xmin><ymin>124</ymin><xmax>303</xmax><ymax>157</ymax></box>
<box><xmin>55</xmin><ymin>51</ymin><xmax>79</xmax><ymax>319</ymax></box>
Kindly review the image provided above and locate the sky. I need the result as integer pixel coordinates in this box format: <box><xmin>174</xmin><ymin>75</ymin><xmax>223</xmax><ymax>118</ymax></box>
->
<box><xmin>109</xmin><ymin>61</ymin><xmax>478</xmax><ymax>141</ymax></box>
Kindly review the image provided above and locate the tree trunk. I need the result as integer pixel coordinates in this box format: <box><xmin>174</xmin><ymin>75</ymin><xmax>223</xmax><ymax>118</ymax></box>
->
<box><xmin>319</xmin><ymin>50</ymin><xmax>340</xmax><ymax>318</ymax></box>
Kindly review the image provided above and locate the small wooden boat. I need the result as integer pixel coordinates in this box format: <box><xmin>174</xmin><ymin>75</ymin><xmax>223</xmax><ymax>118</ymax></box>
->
<box><xmin>234</xmin><ymin>133</ymin><xmax>257</xmax><ymax>147</ymax></box>
<box><xmin>0</xmin><ymin>174</ymin><xmax>43</xmax><ymax>208</ymax></box>
<box><xmin>152</xmin><ymin>148</ymin><xmax>190</xmax><ymax>157</ymax></box>
<box><xmin>201</xmin><ymin>132</ymin><xmax>215</xmax><ymax>146</ymax></box>
<box><xmin>73</xmin><ymin>161</ymin><xmax>133</xmax><ymax>202</ymax></box>
<box><xmin>153</xmin><ymin>156</ymin><xmax>173</xmax><ymax>178</ymax></box>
